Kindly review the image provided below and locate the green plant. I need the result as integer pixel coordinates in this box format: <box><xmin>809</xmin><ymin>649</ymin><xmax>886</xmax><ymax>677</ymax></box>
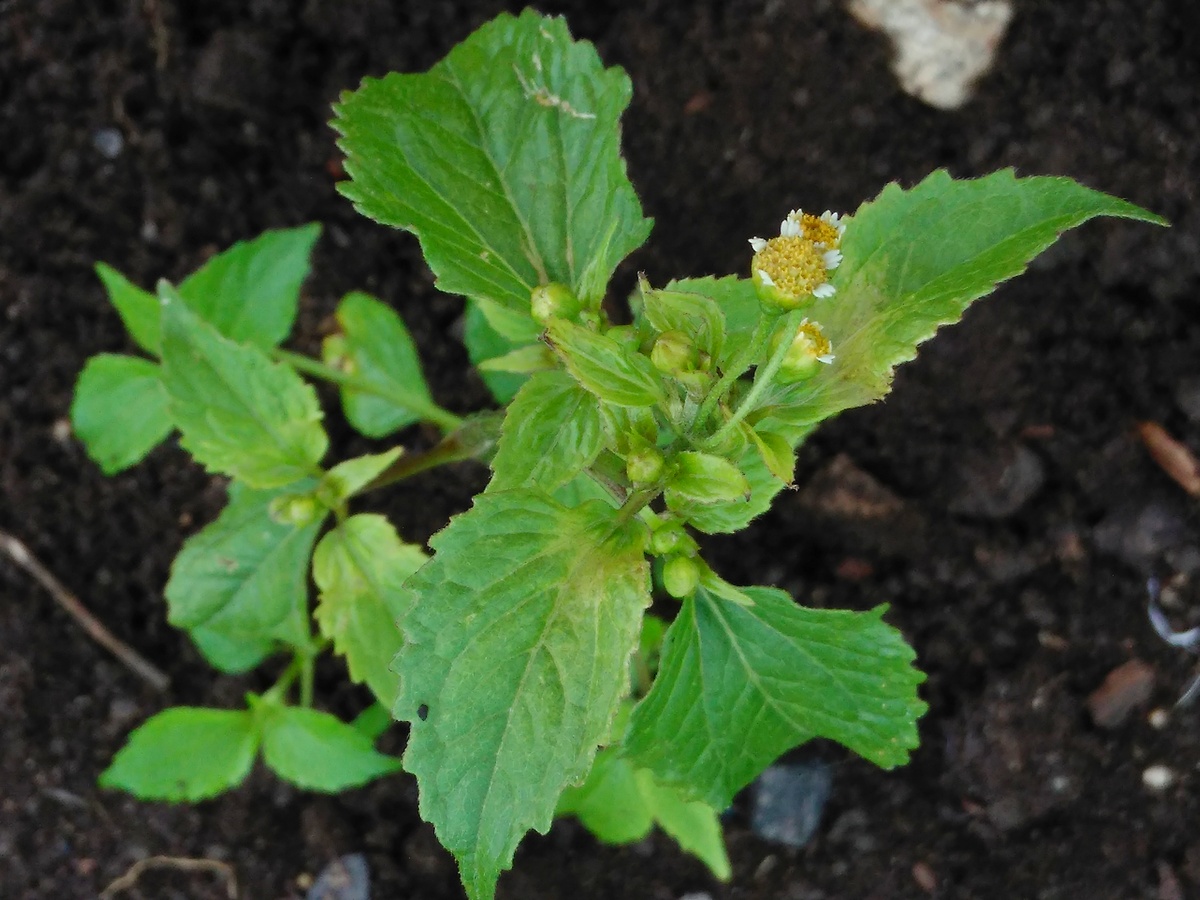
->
<box><xmin>73</xmin><ymin>10</ymin><xmax>1165</xmax><ymax>899</ymax></box>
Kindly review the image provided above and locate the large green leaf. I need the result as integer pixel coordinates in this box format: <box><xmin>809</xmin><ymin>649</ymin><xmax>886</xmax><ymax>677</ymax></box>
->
<box><xmin>327</xmin><ymin>291</ymin><xmax>434</xmax><ymax>438</ymax></box>
<box><xmin>312</xmin><ymin>514</ymin><xmax>427</xmax><ymax>708</ymax></box>
<box><xmin>624</xmin><ymin>585</ymin><xmax>926</xmax><ymax>810</ymax></box>
<box><xmin>99</xmin><ymin>707</ymin><xmax>259</xmax><ymax>802</ymax></box>
<box><xmin>177</xmin><ymin>224</ymin><xmax>321</xmax><ymax>349</ymax></box>
<box><xmin>166</xmin><ymin>481</ymin><xmax>324</xmax><ymax>663</ymax></box>
<box><xmin>71</xmin><ymin>354</ymin><xmax>173</xmax><ymax>475</ymax></box>
<box><xmin>332</xmin><ymin>10</ymin><xmax>652</xmax><ymax>337</ymax></box>
<box><xmin>260</xmin><ymin>704</ymin><xmax>402</xmax><ymax>792</ymax></box>
<box><xmin>489</xmin><ymin>370</ymin><xmax>604</xmax><ymax>493</ymax></box>
<box><xmin>160</xmin><ymin>295</ymin><xmax>328</xmax><ymax>488</ymax></box>
<box><xmin>764</xmin><ymin>170</ymin><xmax>1166</xmax><ymax>430</ymax></box>
<box><xmin>395</xmin><ymin>489</ymin><xmax>651</xmax><ymax>900</ymax></box>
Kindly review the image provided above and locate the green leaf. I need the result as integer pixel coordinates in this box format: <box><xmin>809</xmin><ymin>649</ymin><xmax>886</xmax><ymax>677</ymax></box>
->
<box><xmin>260</xmin><ymin>704</ymin><xmax>402</xmax><ymax>792</ymax></box>
<box><xmin>351</xmin><ymin>703</ymin><xmax>394</xmax><ymax>741</ymax></box>
<box><xmin>664</xmin><ymin>451</ymin><xmax>751</xmax><ymax>510</ymax></box>
<box><xmin>639</xmin><ymin>281</ymin><xmax>725</xmax><ymax>362</ymax></box>
<box><xmin>746</xmin><ymin>422</ymin><xmax>795</xmax><ymax>484</ymax></box>
<box><xmin>663</xmin><ymin>276</ymin><xmax>761</xmax><ymax>371</ymax></box>
<box><xmin>189</xmin><ymin>626</ymin><xmax>275</xmax><ymax>674</ymax></box>
<box><xmin>71</xmin><ymin>354</ymin><xmax>173</xmax><ymax>475</ymax></box>
<box><xmin>625</xmin><ymin>585</ymin><xmax>926</xmax><ymax>810</ymax></box>
<box><xmin>177</xmin><ymin>224</ymin><xmax>321</xmax><ymax>349</ymax></box>
<box><xmin>636</xmin><ymin>768</ymin><xmax>731</xmax><ymax>880</ymax></box>
<box><xmin>161</xmin><ymin>294</ymin><xmax>328</xmax><ymax>488</ymax></box>
<box><xmin>477</xmin><ymin>344</ymin><xmax>556</xmax><ymax>375</ymax></box>
<box><xmin>547</xmin><ymin>319</ymin><xmax>664</xmax><ymax>407</ymax></box>
<box><xmin>463</xmin><ymin>302</ymin><xmax>530</xmax><ymax>403</ymax></box>
<box><xmin>319</xmin><ymin>448</ymin><xmax>404</xmax><ymax>506</ymax></box>
<box><xmin>99</xmin><ymin>707</ymin><xmax>259</xmax><ymax>802</ymax></box>
<box><xmin>333</xmin><ymin>10</ymin><xmax>652</xmax><ymax>329</ymax></box>
<box><xmin>490</xmin><ymin>370</ymin><xmax>604</xmax><ymax>493</ymax></box>
<box><xmin>166</xmin><ymin>481</ymin><xmax>324</xmax><ymax>661</ymax></box>
<box><xmin>395</xmin><ymin>489</ymin><xmax>651</xmax><ymax>900</ymax></box>
<box><xmin>767</xmin><ymin>170</ymin><xmax>1166</xmax><ymax>430</ymax></box>
<box><xmin>95</xmin><ymin>263</ymin><xmax>162</xmax><ymax>355</ymax></box>
<box><xmin>328</xmin><ymin>291</ymin><xmax>434</xmax><ymax>438</ymax></box>
<box><xmin>312</xmin><ymin>514</ymin><xmax>428</xmax><ymax>708</ymax></box>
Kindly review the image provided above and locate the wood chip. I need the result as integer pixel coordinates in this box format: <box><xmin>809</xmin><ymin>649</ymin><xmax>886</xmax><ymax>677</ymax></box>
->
<box><xmin>1137</xmin><ymin>421</ymin><xmax>1200</xmax><ymax>496</ymax></box>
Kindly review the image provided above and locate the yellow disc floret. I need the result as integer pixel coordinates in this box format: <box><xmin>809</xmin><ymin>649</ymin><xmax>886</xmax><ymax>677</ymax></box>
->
<box><xmin>753</xmin><ymin>236</ymin><xmax>831</xmax><ymax>301</ymax></box>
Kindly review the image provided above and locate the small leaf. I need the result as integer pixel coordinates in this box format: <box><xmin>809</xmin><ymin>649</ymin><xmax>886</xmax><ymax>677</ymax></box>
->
<box><xmin>636</xmin><ymin>768</ymin><xmax>731</xmax><ymax>881</ymax></box>
<box><xmin>161</xmin><ymin>294</ymin><xmax>328</xmax><ymax>488</ymax></box>
<box><xmin>548</xmin><ymin>319</ymin><xmax>664</xmax><ymax>407</ymax></box>
<box><xmin>396</xmin><ymin>489</ymin><xmax>651</xmax><ymax>900</ymax></box>
<box><xmin>558</xmin><ymin>747</ymin><xmax>653</xmax><ymax>844</ymax></box>
<box><xmin>189</xmin><ymin>626</ymin><xmax>275</xmax><ymax>674</ymax></box>
<box><xmin>640</xmin><ymin>282</ymin><xmax>725</xmax><ymax>362</ymax></box>
<box><xmin>328</xmin><ymin>291</ymin><xmax>435</xmax><ymax>438</ymax></box>
<box><xmin>463</xmin><ymin>302</ymin><xmax>530</xmax><ymax>403</ymax></box>
<box><xmin>319</xmin><ymin>448</ymin><xmax>404</xmax><ymax>506</ymax></box>
<box><xmin>766</xmin><ymin>171</ymin><xmax>1166</xmax><ymax>432</ymax></box>
<box><xmin>177</xmin><ymin>224</ymin><xmax>321</xmax><ymax>348</ymax></box>
<box><xmin>95</xmin><ymin>263</ymin><xmax>162</xmax><ymax>355</ymax></box>
<box><xmin>99</xmin><ymin>707</ymin><xmax>259</xmax><ymax>802</ymax></box>
<box><xmin>477</xmin><ymin>344</ymin><xmax>556</xmax><ymax>375</ymax></box>
<box><xmin>665</xmin><ymin>451</ymin><xmax>751</xmax><ymax>510</ymax></box>
<box><xmin>166</xmin><ymin>481</ymin><xmax>324</xmax><ymax>661</ymax></box>
<box><xmin>312</xmin><ymin>514</ymin><xmax>427</xmax><ymax>707</ymax></box>
<box><xmin>490</xmin><ymin>370</ymin><xmax>604</xmax><ymax>493</ymax></box>
<box><xmin>663</xmin><ymin>276</ymin><xmax>761</xmax><ymax>372</ymax></box>
<box><xmin>625</xmin><ymin>585</ymin><xmax>927</xmax><ymax>810</ymax></box>
<box><xmin>333</xmin><ymin>10</ymin><xmax>651</xmax><ymax>329</ymax></box>
<box><xmin>351</xmin><ymin>703</ymin><xmax>394</xmax><ymax>741</ymax></box>
<box><xmin>747</xmin><ymin>423</ymin><xmax>795</xmax><ymax>484</ymax></box>
<box><xmin>261</xmin><ymin>705</ymin><xmax>402</xmax><ymax>792</ymax></box>
<box><xmin>71</xmin><ymin>354</ymin><xmax>173</xmax><ymax>474</ymax></box>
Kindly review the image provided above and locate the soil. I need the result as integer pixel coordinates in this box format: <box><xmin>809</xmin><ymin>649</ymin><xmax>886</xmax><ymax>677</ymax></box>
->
<box><xmin>2</xmin><ymin>1</ymin><xmax>1199</xmax><ymax>898</ymax></box>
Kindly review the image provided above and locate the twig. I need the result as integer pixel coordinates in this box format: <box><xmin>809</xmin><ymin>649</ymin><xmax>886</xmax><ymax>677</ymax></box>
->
<box><xmin>101</xmin><ymin>855</ymin><xmax>238</xmax><ymax>899</ymax></box>
<box><xmin>0</xmin><ymin>530</ymin><xmax>170</xmax><ymax>692</ymax></box>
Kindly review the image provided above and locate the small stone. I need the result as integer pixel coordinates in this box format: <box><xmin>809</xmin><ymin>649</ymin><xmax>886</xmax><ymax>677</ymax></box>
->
<box><xmin>750</xmin><ymin>761</ymin><xmax>832</xmax><ymax>849</ymax></box>
<box><xmin>949</xmin><ymin>444</ymin><xmax>1046</xmax><ymax>519</ymax></box>
<box><xmin>307</xmin><ymin>853</ymin><xmax>369</xmax><ymax>900</ymax></box>
<box><xmin>1176</xmin><ymin>378</ymin><xmax>1200</xmax><ymax>422</ymax></box>
<box><xmin>912</xmin><ymin>860</ymin><xmax>938</xmax><ymax>893</ymax></box>
<box><xmin>1149</xmin><ymin>708</ymin><xmax>1170</xmax><ymax>729</ymax></box>
<box><xmin>1093</xmin><ymin>502</ymin><xmax>1190</xmax><ymax>573</ymax></box>
<box><xmin>1142</xmin><ymin>764</ymin><xmax>1176</xmax><ymax>792</ymax></box>
<box><xmin>1086</xmin><ymin>659</ymin><xmax>1156</xmax><ymax>729</ymax></box>
<box><xmin>91</xmin><ymin>127</ymin><xmax>124</xmax><ymax>159</ymax></box>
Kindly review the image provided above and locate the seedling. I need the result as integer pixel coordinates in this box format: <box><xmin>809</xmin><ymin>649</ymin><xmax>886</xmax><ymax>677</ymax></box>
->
<box><xmin>73</xmin><ymin>10</ymin><xmax>1165</xmax><ymax>899</ymax></box>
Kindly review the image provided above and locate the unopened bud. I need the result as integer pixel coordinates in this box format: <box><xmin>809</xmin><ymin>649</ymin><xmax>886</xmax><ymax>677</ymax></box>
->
<box><xmin>626</xmin><ymin>447</ymin><xmax>665</xmax><ymax>485</ymax></box>
<box><xmin>650</xmin><ymin>330</ymin><xmax>698</xmax><ymax>375</ymax></box>
<box><xmin>530</xmin><ymin>282</ymin><xmax>582</xmax><ymax>324</ymax></box>
<box><xmin>649</xmin><ymin>520</ymin><xmax>693</xmax><ymax>556</ymax></box>
<box><xmin>269</xmin><ymin>493</ymin><xmax>321</xmax><ymax>527</ymax></box>
<box><xmin>662</xmin><ymin>555</ymin><xmax>700</xmax><ymax>599</ymax></box>
<box><xmin>772</xmin><ymin>319</ymin><xmax>834</xmax><ymax>382</ymax></box>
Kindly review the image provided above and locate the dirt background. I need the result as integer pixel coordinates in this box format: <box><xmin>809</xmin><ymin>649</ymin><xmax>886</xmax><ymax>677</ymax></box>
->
<box><xmin>3</xmin><ymin>0</ymin><xmax>1200</xmax><ymax>898</ymax></box>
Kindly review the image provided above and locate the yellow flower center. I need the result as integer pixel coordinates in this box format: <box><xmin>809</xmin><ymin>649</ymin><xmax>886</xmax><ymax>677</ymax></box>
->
<box><xmin>792</xmin><ymin>321</ymin><xmax>832</xmax><ymax>359</ymax></box>
<box><xmin>800</xmin><ymin>213</ymin><xmax>840</xmax><ymax>247</ymax></box>
<box><xmin>755</xmin><ymin>236</ymin><xmax>830</xmax><ymax>298</ymax></box>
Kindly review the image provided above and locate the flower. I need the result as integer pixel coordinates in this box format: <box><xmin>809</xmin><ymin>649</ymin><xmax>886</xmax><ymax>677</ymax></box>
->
<box><xmin>749</xmin><ymin>209</ymin><xmax>845</xmax><ymax>310</ymax></box>
<box><xmin>773</xmin><ymin>317</ymin><xmax>835</xmax><ymax>382</ymax></box>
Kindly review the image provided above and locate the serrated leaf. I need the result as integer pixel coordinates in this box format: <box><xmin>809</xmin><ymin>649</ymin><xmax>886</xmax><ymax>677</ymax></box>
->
<box><xmin>95</xmin><ymin>263</ymin><xmax>162</xmax><ymax>355</ymax></box>
<box><xmin>319</xmin><ymin>448</ymin><xmax>404</xmax><ymax>506</ymax></box>
<box><xmin>663</xmin><ymin>276</ymin><xmax>761</xmax><ymax>372</ymax></box>
<box><xmin>161</xmin><ymin>295</ymin><xmax>328</xmax><ymax>488</ymax></box>
<box><xmin>395</xmin><ymin>490</ymin><xmax>651</xmax><ymax>900</ymax></box>
<box><xmin>463</xmin><ymin>302</ymin><xmax>530</xmax><ymax>404</ymax></box>
<box><xmin>333</xmin><ymin>10</ymin><xmax>652</xmax><ymax>330</ymax></box>
<box><xmin>329</xmin><ymin>291</ymin><xmax>435</xmax><ymax>438</ymax></box>
<box><xmin>261</xmin><ymin>704</ymin><xmax>402</xmax><ymax>792</ymax></box>
<box><xmin>312</xmin><ymin>514</ymin><xmax>427</xmax><ymax>708</ymax></box>
<box><xmin>99</xmin><ymin>707</ymin><xmax>259</xmax><ymax>802</ymax></box>
<box><xmin>547</xmin><ymin>319</ymin><xmax>664</xmax><ymax>407</ymax></box>
<box><xmin>71</xmin><ymin>354</ymin><xmax>173</xmax><ymax>475</ymax></box>
<box><xmin>177</xmin><ymin>224</ymin><xmax>321</xmax><ymax>349</ymax></box>
<box><xmin>489</xmin><ymin>370</ymin><xmax>604</xmax><ymax>493</ymax></box>
<box><xmin>625</xmin><ymin>585</ymin><xmax>926</xmax><ymax>810</ymax></box>
<box><xmin>166</xmin><ymin>481</ymin><xmax>324</xmax><ymax>661</ymax></box>
<box><xmin>664</xmin><ymin>451</ymin><xmax>751</xmax><ymax>510</ymax></box>
<box><xmin>766</xmin><ymin>170</ymin><xmax>1166</xmax><ymax>430</ymax></box>
<box><xmin>747</xmin><ymin>422</ymin><xmax>795</xmax><ymax>484</ymax></box>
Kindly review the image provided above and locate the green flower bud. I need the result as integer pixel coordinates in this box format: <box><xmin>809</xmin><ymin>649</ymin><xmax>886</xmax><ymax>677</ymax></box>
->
<box><xmin>771</xmin><ymin>318</ymin><xmax>834</xmax><ymax>382</ymax></box>
<box><xmin>268</xmin><ymin>493</ymin><xmax>321</xmax><ymax>527</ymax></box>
<box><xmin>322</xmin><ymin>334</ymin><xmax>353</xmax><ymax>373</ymax></box>
<box><xmin>530</xmin><ymin>282</ymin><xmax>582</xmax><ymax>324</ymax></box>
<box><xmin>649</xmin><ymin>519</ymin><xmax>694</xmax><ymax>556</ymax></box>
<box><xmin>626</xmin><ymin>446</ymin><xmax>665</xmax><ymax>485</ymax></box>
<box><xmin>650</xmin><ymin>330</ymin><xmax>699</xmax><ymax>375</ymax></box>
<box><xmin>662</xmin><ymin>555</ymin><xmax>700</xmax><ymax>599</ymax></box>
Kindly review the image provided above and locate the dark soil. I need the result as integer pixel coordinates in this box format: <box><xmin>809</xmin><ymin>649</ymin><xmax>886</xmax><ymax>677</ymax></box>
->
<box><xmin>3</xmin><ymin>1</ymin><xmax>1199</xmax><ymax>898</ymax></box>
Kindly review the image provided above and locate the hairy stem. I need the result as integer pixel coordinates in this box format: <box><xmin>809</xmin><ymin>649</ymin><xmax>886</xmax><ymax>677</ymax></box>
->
<box><xmin>692</xmin><ymin>314</ymin><xmax>773</xmax><ymax>436</ymax></box>
<box><xmin>706</xmin><ymin>311</ymin><xmax>801</xmax><ymax>446</ymax></box>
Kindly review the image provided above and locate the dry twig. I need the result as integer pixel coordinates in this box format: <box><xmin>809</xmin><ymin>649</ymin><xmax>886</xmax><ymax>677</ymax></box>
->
<box><xmin>0</xmin><ymin>529</ymin><xmax>169</xmax><ymax>692</ymax></box>
<box><xmin>101</xmin><ymin>855</ymin><xmax>238</xmax><ymax>899</ymax></box>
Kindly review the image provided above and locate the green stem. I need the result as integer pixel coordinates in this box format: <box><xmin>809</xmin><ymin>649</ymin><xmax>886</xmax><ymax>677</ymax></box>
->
<box><xmin>299</xmin><ymin>651</ymin><xmax>315</xmax><ymax>708</ymax></box>
<box><xmin>617</xmin><ymin>488</ymin><xmax>657</xmax><ymax>524</ymax></box>
<box><xmin>262</xmin><ymin>657</ymin><xmax>302</xmax><ymax>705</ymax></box>
<box><xmin>362</xmin><ymin>411</ymin><xmax>503</xmax><ymax>493</ymax></box>
<box><xmin>272</xmin><ymin>348</ymin><xmax>464</xmax><ymax>432</ymax></box>
<box><xmin>706</xmin><ymin>311</ymin><xmax>800</xmax><ymax>447</ymax></box>
<box><xmin>692</xmin><ymin>314</ymin><xmax>774</xmax><ymax>436</ymax></box>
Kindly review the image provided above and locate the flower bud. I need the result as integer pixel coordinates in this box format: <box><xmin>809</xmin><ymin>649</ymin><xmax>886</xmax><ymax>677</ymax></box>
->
<box><xmin>530</xmin><ymin>282</ymin><xmax>582</xmax><ymax>324</ymax></box>
<box><xmin>649</xmin><ymin>519</ymin><xmax>693</xmax><ymax>556</ymax></box>
<box><xmin>626</xmin><ymin>446</ymin><xmax>665</xmax><ymax>486</ymax></box>
<box><xmin>269</xmin><ymin>493</ymin><xmax>321</xmax><ymax>527</ymax></box>
<box><xmin>662</xmin><ymin>555</ymin><xmax>700</xmax><ymax>599</ymax></box>
<box><xmin>650</xmin><ymin>330</ymin><xmax>699</xmax><ymax>375</ymax></box>
<box><xmin>771</xmin><ymin>319</ymin><xmax>834</xmax><ymax>382</ymax></box>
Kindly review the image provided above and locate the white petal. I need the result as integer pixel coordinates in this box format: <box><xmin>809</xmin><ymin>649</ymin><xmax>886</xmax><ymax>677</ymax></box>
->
<box><xmin>756</xmin><ymin>268</ymin><xmax>776</xmax><ymax>287</ymax></box>
<box><xmin>780</xmin><ymin>217</ymin><xmax>801</xmax><ymax>238</ymax></box>
<box><xmin>813</xmin><ymin>283</ymin><xmax>836</xmax><ymax>298</ymax></box>
<box><xmin>823</xmin><ymin>249</ymin><xmax>843</xmax><ymax>270</ymax></box>
<box><xmin>749</xmin><ymin>237</ymin><xmax>767</xmax><ymax>252</ymax></box>
<box><xmin>818</xmin><ymin>354</ymin><xmax>835</xmax><ymax>364</ymax></box>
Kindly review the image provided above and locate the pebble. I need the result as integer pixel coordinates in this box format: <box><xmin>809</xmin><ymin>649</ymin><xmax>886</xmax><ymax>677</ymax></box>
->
<box><xmin>1086</xmin><ymin>659</ymin><xmax>1156</xmax><ymax>729</ymax></box>
<box><xmin>949</xmin><ymin>444</ymin><xmax>1046</xmax><ymax>519</ymax></box>
<box><xmin>1093</xmin><ymin>502</ymin><xmax>1189</xmax><ymax>572</ymax></box>
<box><xmin>307</xmin><ymin>853</ymin><xmax>369</xmax><ymax>900</ymax></box>
<box><xmin>750</xmin><ymin>761</ymin><xmax>832</xmax><ymax>849</ymax></box>
<box><xmin>1142</xmin><ymin>764</ymin><xmax>1176</xmax><ymax>792</ymax></box>
<box><xmin>91</xmin><ymin>127</ymin><xmax>123</xmax><ymax>159</ymax></box>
